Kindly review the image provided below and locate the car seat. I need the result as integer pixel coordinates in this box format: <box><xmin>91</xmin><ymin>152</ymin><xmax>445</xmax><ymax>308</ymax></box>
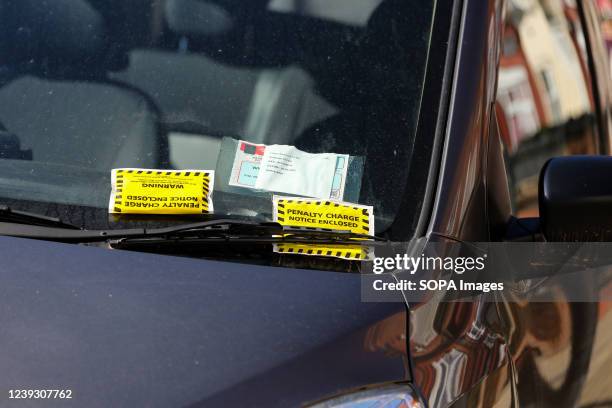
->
<box><xmin>0</xmin><ymin>0</ymin><xmax>168</xmax><ymax>171</ymax></box>
<box><xmin>111</xmin><ymin>0</ymin><xmax>338</xmax><ymax>155</ymax></box>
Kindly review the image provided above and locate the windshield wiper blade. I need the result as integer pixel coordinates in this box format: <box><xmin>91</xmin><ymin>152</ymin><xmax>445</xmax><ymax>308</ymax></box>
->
<box><xmin>0</xmin><ymin>205</ymin><xmax>80</xmax><ymax>229</ymax></box>
<box><xmin>109</xmin><ymin>221</ymin><xmax>386</xmax><ymax>249</ymax></box>
<box><xmin>110</xmin><ymin>231</ymin><xmax>384</xmax><ymax>249</ymax></box>
<box><xmin>2</xmin><ymin>219</ymin><xmax>275</xmax><ymax>242</ymax></box>
<box><xmin>0</xmin><ymin>218</ymin><xmax>386</xmax><ymax>245</ymax></box>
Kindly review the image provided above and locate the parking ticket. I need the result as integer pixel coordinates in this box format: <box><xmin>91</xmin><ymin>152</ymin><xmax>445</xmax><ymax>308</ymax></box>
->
<box><xmin>272</xmin><ymin>195</ymin><xmax>374</xmax><ymax>235</ymax></box>
<box><xmin>229</xmin><ymin>140</ymin><xmax>349</xmax><ymax>199</ymax></box>
<box><xmin>271</xmin><ymin>195</ymin><xmax>375</xmax><ymax>261</ymax></box>
<box><xmin>109</xmin><ymin>169</ymin><xmax>214</xmax><ymax>214</ymax></box>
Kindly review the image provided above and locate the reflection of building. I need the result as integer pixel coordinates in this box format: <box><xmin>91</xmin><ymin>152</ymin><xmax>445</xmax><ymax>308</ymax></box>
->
<box><xmin>496</xmin><ymin>23</ymin><xmax>543</xmax><ymax>152</ymax></box>
<box><xmin>407</xmin><ymin>301</ymin><xmax>509</xmax><ymax>407</ymax></box>
<box><xmin>598</xmin><ymin>0</ymin><xmax>612</xmax><ymax>74</ymax></box>
<box><xmin>498</xmin><ymin>0</ymin><xmax>591</xmax><ymax>151</ymax></box>
<box><xmin>496</xmin><ymin>0</ymin><xmax>598</xmax><ymax>216</ymax></box>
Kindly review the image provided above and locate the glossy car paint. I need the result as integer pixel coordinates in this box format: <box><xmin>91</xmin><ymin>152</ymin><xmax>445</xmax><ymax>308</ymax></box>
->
<box><xmin>0</xmin><ymin>236</ymin><xmax>409</xmax><ymax>407</ymax></box>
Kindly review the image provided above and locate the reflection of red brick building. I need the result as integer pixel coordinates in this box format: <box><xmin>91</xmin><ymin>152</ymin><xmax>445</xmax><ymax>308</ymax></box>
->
<box><xmin>599</xmin><ymin>0</ymin><xmax>612</xmax><ymax>18</ymax></box>
<box><xmin>496</xmin><ymin>23</ymin><xmax>546</xmax><ymax>153</ymax></box>
<box><xmin>497</xmin><ymin>2</ymin><xmax>594</xmax><ymax>153</ymax></box>
<box><xmin>496</xmin><ymin>1</ymin><xmax>597</xmax><ymax>217</ymax></box>
<box><xmin>564</xmin><ymin>2</ymin><xmax>597</xmax><ymax>107</ymax></box>
<box><xmin>598</xmin><ymin>0</ymin><xmax>612</xmax><ymax>72</ymax></box>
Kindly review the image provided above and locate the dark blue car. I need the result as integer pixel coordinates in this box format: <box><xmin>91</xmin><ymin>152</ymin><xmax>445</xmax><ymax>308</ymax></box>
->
<box><xmin>1</xmin><ymin>0</ymin><xmax>611</xmax><ymax>407</ymax></box>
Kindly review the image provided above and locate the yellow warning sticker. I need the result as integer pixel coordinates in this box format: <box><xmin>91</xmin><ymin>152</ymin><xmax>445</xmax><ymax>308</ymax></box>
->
<box><xmin>272</xmin><ymin>195</ymin><xmax>374</xmax><ymax>235</ymax></box>
<box><xmin>273</xmin><ymin>243</ymin><xmax>373</xmax><ymax>261</ymax></box>
<box><xmin>109</xmin><ymin>168</ymin><xmax>214</xmax><ymax>214</ymax></box>
<box><xmin>272</xmin><ymin>195</ymin><xmax>375</xmax><ymax>261</ymax></box>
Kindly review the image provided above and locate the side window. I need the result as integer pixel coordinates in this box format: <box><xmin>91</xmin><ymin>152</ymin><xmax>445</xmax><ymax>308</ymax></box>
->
<box><xmin>496</xmin><ymin>0</ymin><xmax>600</xmax><ymax>217</ymax></box>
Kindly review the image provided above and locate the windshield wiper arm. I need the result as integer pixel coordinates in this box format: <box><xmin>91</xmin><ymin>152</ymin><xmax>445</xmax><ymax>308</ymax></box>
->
<box><xmin>0</xmin><ymin>218</ymin><xmax>386</xmax><ymax>245</ymax></box>
<box><xmin>3</xmin><ymin>219</ymin><xmax>276</xmax><ymax>242</ymax></box>
<box><xmin>0</xmin><ymin>205</ymin><xmax>80</xmax><ymax>229</ymax></box>
<box><xmin>110</xmin><ymin>226</ymin><xmax>385</xmax><ymax>249</ymax></box>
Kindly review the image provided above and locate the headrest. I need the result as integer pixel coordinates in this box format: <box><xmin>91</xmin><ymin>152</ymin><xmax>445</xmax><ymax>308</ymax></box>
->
<box><xmin>165</xmin><ymin>0</ymin><xmax>233</xmax><ymax>36</ymax></box>
<box><xmin>162</xmin><ymin>0</ymin><xmax>281</xmax><ymax>66</ymax></box>
<box><xmin>315</xmin><ymin>0</ymin><xmax>425</xmax><ymax>109</ymax></box>
<box><xmin>0</xmin><ymin>0</ymin><xmax>107</xmax><ymax>74</ymax></box>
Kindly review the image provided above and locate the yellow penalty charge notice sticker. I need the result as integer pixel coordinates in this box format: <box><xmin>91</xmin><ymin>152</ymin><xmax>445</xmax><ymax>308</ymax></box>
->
<box><xmin>272</xmin><ymin>195</ymin><xmax>375</xmax><ymax>260</ymax></box>
<box><xmin>272</xmin><ymin>195</ymin><xmax>374</xmax><ymax>234</ymax></box>
<box><xmin>109</xmin><ymin>169</ymin><xmax>214</xmax><ymax>214</ymax></box>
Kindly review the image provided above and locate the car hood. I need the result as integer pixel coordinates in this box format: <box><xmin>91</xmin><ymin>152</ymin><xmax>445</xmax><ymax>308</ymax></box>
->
<box><xmin>0</xmin><ymin>236</ymin><xmax>408</xmax><ymax>407</ymax></box>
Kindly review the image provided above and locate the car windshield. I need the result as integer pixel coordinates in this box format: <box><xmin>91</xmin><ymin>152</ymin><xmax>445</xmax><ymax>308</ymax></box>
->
<box><xmin>0</xmin><ymin>0</ymin><xmax>437</xmax><ymax>245</ymax></box>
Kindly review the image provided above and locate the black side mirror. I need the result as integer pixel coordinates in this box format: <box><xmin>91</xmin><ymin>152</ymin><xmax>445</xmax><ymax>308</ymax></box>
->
<box><xmin>539</xmin><ymin>156</ymin><xmax>612</xmax><ymax>241</ymax></box>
